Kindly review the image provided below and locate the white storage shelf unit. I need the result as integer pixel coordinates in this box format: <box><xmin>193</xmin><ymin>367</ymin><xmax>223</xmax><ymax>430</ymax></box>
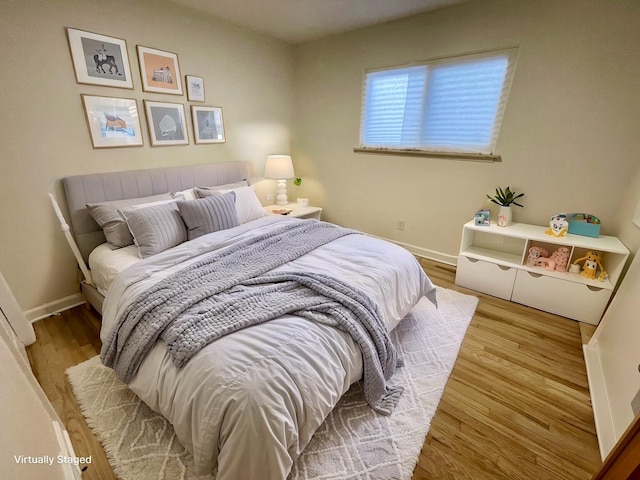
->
<box><xmin>455</xmin><ymin>221</ymin><xmax>630</xmax><ymax>325</ymax></box>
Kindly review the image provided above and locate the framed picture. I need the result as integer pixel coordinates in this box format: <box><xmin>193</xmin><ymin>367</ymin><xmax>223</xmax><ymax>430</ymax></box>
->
<box><xmin>66</xmin><ymin>28</ymin><xmax>134</xmax><ymax>89</ymax></box>
<box><xmin>144</xmin><ymin>100</ymin><xmax>189</xmax><ymax>146</ymax></box>
<box><xmin>191</xmin><ymin>106</ymin><xmax>225</xmax><ymax>144</ymax></box>
<box><xmin>137</xmin><ymin>45</ymin><xmax>183</xmax><ymax>95</ymax></box>
<box><xmin>186</xmin><ymin>75</ymin><xmax>205</xmax><ymax>102</ymax></box>
<box><xmin>81</xmin><ymin>95</ymin><xmax>143</xmax><ymax>148</ymax></box>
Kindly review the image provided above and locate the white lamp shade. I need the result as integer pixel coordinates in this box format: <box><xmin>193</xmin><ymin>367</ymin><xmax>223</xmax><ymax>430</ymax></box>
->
<box><xmin>264</xmin><ymin>155</ymin><xmax>295</xmax><ymax>179</ymax></box>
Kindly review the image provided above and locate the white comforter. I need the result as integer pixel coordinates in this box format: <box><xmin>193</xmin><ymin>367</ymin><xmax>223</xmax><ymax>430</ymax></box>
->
<box><xmin>101</xmin><ymin>216</ymin><xmax>435</xmax><ymax>479</ymax></box>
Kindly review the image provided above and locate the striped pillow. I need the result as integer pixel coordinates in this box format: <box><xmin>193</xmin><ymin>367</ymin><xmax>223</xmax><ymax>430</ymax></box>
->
<box><xmin>177</xmin><ymin>192</ymin><xmax>239</xmax><ymax>240</ymax></box>
<box><xmin>119</xmin><ymin>202</ymin><xmax>187</xmax><ymax>258</ymax></box>
<box><xmin>195</xmin><ymin>185</ymin><xmax>265</xmax><ymax>224</ymax></box>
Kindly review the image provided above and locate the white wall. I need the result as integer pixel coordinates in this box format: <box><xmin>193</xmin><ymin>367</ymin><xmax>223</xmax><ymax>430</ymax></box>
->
<box><xmin>3</xmin><ymin>0</ymin><xmax>640</xmax><ymax>314</ymax></box>
<box><xmin>0</xmin><ymin>308</ymin><xmax>76</xmax><ymax>479</ymax></box>
<box><xmin>616</xmin><ymin>167</ymin><xmax>640</xmax><ymax>256</ymax></box>
<box><xmin>0</xmin><ymin>0</ymin><xmax>293</xmax><ymax>314</ymax></box>
<box><xmin>584</xmin><ymin>250</ymin><xmax>640</xmax><ymax>458</ymax></box>
<box><xmin>292</xmin><ymin>0</ymin><xmax>640</xmax><ymax>261</ymax></box>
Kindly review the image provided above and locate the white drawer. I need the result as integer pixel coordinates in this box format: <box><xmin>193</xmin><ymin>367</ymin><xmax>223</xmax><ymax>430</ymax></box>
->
<box><xmin>455</xmin><ymin>256</ymin><xmax>516</xmax><ymax>300</ymax></box>
<box><xmin>512</xmin><ymin>270</ymin><xmax>611</xmax><ymax>324</ymax></box>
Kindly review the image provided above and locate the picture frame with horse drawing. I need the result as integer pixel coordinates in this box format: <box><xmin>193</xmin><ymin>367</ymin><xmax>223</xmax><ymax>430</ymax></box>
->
<box><xmin>137</xmin><ymin>45</ymin><xmax>183</xmax><ymax>95</ymax></box>
<box><xmin>66</xmin><ymin>28</ymin><xmax>134</xmax><ymax>89</ymax></box>
<box><xmin>81</xmin><ymin>95</ymin><xmax>143</xmax><ymax>148</ymax></box>
<box><xmin>144</xmin><ymin>100</ymin><xmax>189</xmax><ymax>146</ymax></box>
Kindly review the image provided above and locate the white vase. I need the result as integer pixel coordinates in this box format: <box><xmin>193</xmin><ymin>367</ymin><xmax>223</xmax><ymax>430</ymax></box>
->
<box><xmin>498</xmin><ymin>206</ymin><xmax>513</xmax><ymax>227</ymax></box>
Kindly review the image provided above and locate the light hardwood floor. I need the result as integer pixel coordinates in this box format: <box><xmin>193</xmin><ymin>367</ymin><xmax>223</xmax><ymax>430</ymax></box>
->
<box><xmin>414</xmin><ymin>258</ymin><xmax>601</xmax><ymax>480</ymax></box>
<box><xmin>26</xmin><ymin>258</ymin><xmax>602</xmax><ymax>480</ymax></box>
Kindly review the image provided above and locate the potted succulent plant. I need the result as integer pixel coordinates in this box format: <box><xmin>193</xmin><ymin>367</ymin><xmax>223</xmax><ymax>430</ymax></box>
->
<box><xmin>487</xmin><ymin>186</ymin><xmax>524</xmax><ymax>226</ymax></box>
<box><xmin>293</xmin><ymin>177</ymin><xmax>309</xmax><ymax>206</ymax></box>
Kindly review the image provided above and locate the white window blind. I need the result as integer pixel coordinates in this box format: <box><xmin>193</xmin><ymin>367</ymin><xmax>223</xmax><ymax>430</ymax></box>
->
<box><xmin>360</xmin><ymin>49</ymin><xmax>517</xmax><ymax>155</ymax></box>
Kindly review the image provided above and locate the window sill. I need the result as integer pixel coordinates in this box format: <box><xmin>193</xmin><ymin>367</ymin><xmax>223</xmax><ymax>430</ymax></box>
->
<box><xmin>353</xmin><ymin>147</ymin><xmax>501</xmax><ymax>163</ymax></box>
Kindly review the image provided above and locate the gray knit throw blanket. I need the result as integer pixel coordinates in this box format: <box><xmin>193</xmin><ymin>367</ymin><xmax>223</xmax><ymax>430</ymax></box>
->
<box><xmin>101</xmin><ymin>221</ymin><xmax>404</xmax><ymax>415</ymax></box>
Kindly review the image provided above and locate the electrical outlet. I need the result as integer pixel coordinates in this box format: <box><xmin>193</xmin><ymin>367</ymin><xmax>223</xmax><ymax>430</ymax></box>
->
<box><xmin>397</xmin><ymin>220</ymin><xmax>405</xmax><ymax>231</ymax></box>
<box><xmin>266</xmin><ymin>193</ymin><xmax>274</xmax><ymax>202</ymax></box>
<box><xmin>490</xmin><ymin>235</ymin><xmax>504</xmax><ymax>245</ymax></box>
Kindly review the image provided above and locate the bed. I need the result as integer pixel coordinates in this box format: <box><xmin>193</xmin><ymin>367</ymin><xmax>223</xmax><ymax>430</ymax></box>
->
<box><xmin>60</xmin><ymin>161</ymin><xmax>436</xmax><ymax>479</ymax></box>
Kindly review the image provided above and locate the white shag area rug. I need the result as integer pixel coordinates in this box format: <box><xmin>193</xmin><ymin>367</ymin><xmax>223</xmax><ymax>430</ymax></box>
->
<box><xmin>66</xmin><ymin>287</ymin><xmax>478</xmax><ymax>480</ymax></box>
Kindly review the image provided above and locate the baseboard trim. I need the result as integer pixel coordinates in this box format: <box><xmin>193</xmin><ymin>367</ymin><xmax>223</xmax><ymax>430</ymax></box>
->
<box><xmin>367</xmin><ymin>234</ymin><xmax>458</xmax><ymax>266</ymax></box>
<box><xmin>26</xmin><ymin>293</ymin><xmax>85</xmax><ymax>323</ymax></box>
<box><xmin>583</xmin><ymin>341</ymin><xmax>616</xmax><ymax>460</ymax></box>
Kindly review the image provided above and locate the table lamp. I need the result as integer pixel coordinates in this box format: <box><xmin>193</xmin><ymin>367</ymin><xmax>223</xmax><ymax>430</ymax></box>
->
<box><xmin>264</xmin><ymin>155</ymin><xmax>295</xmax><ymax>206</ymax></box>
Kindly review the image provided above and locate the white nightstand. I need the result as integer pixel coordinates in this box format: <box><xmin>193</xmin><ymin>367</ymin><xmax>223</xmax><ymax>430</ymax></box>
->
<box><xmin>264</xmin><ymin>203</ymin><xmax>322</xmax><ymax>220</ymax></box>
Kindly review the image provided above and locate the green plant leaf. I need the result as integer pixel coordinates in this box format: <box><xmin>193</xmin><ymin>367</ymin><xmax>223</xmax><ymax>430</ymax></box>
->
<box><xmin>489</xmin><ymin>186</ymin><xmax>524</xmax><ymax>207</ymax></box>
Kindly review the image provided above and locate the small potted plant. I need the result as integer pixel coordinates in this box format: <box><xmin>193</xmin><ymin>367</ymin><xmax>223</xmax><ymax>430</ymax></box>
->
<box><xmin>487</xmin><ymin>186</ymin><xmax>524</xmax><ymax>226</ymax></box>
<box><xmin>293</xmin><ymin>177</ymin><xmax>309</xmax><ymax>207</ymax></box>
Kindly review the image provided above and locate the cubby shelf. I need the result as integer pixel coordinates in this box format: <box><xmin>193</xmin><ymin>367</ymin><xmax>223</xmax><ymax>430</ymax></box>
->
<box><xmin>455</xmin><ymin>221</ymin><xmax>630</xmax><ymax>325</ymax></box>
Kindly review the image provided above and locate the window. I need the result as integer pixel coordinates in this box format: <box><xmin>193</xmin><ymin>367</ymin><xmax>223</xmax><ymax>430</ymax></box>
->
<box><xmin>359</xmin><ymin>49</ymin><xmax>517</xmax><ymax>157</ymax></box>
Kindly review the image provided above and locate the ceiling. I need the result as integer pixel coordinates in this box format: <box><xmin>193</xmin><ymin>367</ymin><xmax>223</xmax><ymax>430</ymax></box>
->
<box><xmin>168</xmin><ymin>0</ymin><xmax>469</xmax><ymax>44</ymax></box>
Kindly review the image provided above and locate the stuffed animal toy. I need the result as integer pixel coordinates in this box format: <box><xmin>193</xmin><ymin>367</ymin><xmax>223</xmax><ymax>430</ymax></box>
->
<box><xmin>545</xmin><ymin>214</ymin><xmax>568</xmax><ymax>237</ymax></box>
<box><xmin>549</xmin><ymin>247</ymin><xmax>571</xmax><ymax>272</ymax></box>
<box><xmin>536</xmin><ymin>256</ymin><xmax>557</xmax><ymax>271</ymax></box>
<box><xmin>572</xmin><ymin>251</ymin><xmax>607</xmax><ymax>281</ymax></box>
<box><xmin>527</xmin><ymin>246</ymin><xmax>549</xmax><ymax>267</ymax></box>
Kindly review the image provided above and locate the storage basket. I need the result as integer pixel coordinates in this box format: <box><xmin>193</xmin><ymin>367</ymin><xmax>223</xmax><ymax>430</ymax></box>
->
<box><xmin>568</xmin><ymin>213</ymin><xmax>601</xmax><ymax>238</ymax></box>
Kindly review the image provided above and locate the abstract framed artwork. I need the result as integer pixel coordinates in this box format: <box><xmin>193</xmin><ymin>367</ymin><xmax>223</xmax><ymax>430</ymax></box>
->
<box><xmin>144</xmin><ymin>100</ymin><xmax>189</xmax><ymax>146</ymax></box>
<box><xmin>186</xmin><ymin>75</ymin><xmax>205</xmax><ymax>102</ymax></box>
<box><xmin>81</xmin><ymin>95</ymin><xmax>143</xmax><ymax>148</ymax></box>
<box><xmin>191</xmin><ymin>106</ymin><xmax>225</xmax><ymax>144</ymax></box>
<box><xmin>137</xmin><ymin>45</ymin><xmax>183</xmax><ymax>95</ymax></box>
<box><xmin>66</xmin><ymin>28</ymin><xmax>134</xmax><ymax>89</ymax></box>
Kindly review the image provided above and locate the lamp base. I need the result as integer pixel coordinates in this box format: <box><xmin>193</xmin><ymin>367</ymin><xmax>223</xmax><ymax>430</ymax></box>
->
<box><xmin>275</xmin><ymin>179</ymin><xmax>288</xmax><ymax>206</ymax></box>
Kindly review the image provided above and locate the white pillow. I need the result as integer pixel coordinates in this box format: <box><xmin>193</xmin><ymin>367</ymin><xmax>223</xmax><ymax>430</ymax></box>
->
<box><xmin>196</xmin><ymin>185</ymin><xmax>265</xmax><ymax>224</ymax></box>
<box><xmin>199</xmin><ymin>180</ymin><xmax>248</xmax><ymax>191</ymax></box>
<box><xmin>126</xmin><ymin>197</ymin><xmax>178</xmax><ymax>210</ymax></box>
<box><xmin>171</xmin><ymin>188</ymin><xmax>197</xmax><ymax>201</ymax></box>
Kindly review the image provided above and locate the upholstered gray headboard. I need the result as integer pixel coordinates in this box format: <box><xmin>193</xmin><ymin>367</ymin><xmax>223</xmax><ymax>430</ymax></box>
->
<box><xmin>62</xmin><ymin>161</ymin><xmax>251</xmax><ymax>263</ymax></box>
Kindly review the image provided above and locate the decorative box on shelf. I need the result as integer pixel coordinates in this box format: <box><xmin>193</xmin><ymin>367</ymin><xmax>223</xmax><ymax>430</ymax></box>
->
<box><xmin>474</xmin><ymin>209</ymin><xmax>490</xmax><ymax>226</ymax></box>
<box><xmin>568</xmin><ymin>213</ymin><xmax>601</xmax><ymax>238</ymax></box>
<box><xmin>454</xmin><ymin>220</ymin><xmax>629</xmax><ymax>325</ymax></box>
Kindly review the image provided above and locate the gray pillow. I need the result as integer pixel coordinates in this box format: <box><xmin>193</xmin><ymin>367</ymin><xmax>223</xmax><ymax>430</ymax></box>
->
<box><xmin>177</xmin><ymin>192</ymin><xmax>239</xmax><ymax>240</ymax></box>
<box><xmin>194</xmin><ymin>187</ymin><xmax>219</xmax><ymax>199</ymax></box>
<box><xmin>171</xmin><ymin>181</ymin><xmax>248</xmax><ymax>202</ymax></box>
<box><xmin>119</xmin><ymin>202</ymin><xmax>187</xmax><ymax>258</ymax></box>
<box><xmin>196</xmin><ymin>186</ymin><xmax>266</xmax><ymax>224</ymax></box>
<box><xmin>86</xmin><ymin>193</ymin><xmax>173</xmax><ymax>248</ymax></box>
